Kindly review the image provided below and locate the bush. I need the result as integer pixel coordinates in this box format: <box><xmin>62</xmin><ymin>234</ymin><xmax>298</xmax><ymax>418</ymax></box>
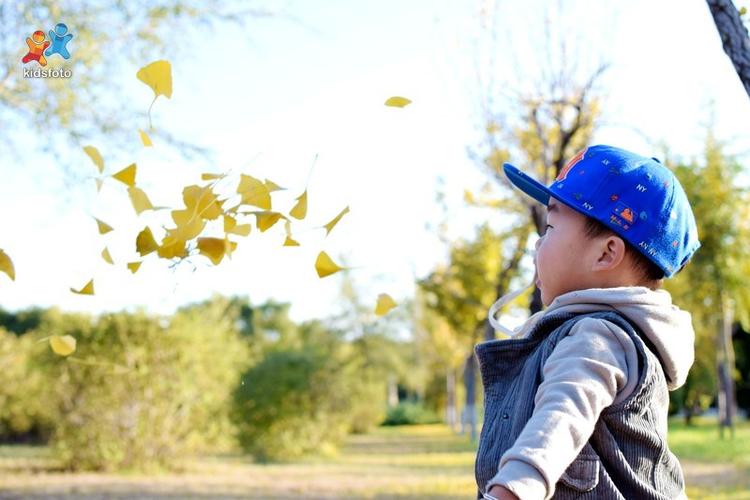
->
<box><xmin>232</xmin><ymin>337</ymin><xmax>358</xmax><ymax>462</ymax></box>
<box><xmin>39</xmin><ymin>299</ymin><xmax>248</xmax><ymax>471</ymax></box>
<box><xmin>382</xmin><ymin>401</ymin><xmax>441</xmax><ymax>426</ymax></box>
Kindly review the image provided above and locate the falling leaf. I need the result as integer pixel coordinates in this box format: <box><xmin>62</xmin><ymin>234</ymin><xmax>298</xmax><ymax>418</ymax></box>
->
<box><xmin>94</xmin><ymin>218</ymin><xmax>114</xmax><ymax>235</ymax></box>
<box><xmin>237</xmin><ymin>174</ymin><xmax>271</xmax><ymax>209</ymax></box>
<box><xmin>283</xmin><ymin>220</ymin><xmax>300</xmax><ymax>246</ymax></box>
<box><xmin>49</xmin><ymin>335</ymin><xmax>76</xmax><ymax>356</ymax></box>
<box><xmin>127</xmin><ymin>261</ymin><xmax>142</xmax><ymax>274</ymax></box>
<box><xmin>375</xmin><ymin>293</ymin><xmax>397</xmax><ymax>316</ymax></box>
<box><xmin>0</xmin><ymin>249</ymin><xmax>15</xmax><ymax>281</ymax></box>
<box><xmin>139</xmin><ymin>129</ymin><xmax>153</xmax><ymax>147</ymax></box>
<box><xmin>322</xmin><ymin>206</ymin><xmax>350</xmax><ymax>236</ymax></box>
<box><xmin>128</xmin><ymin>186</ymin><xmax>155</xmax><ymax>215</ymax></box>
<box><xmin>136</xmin><ymin>60</ymin><xmax>173</xmax><ymax>99</ymax></box>
<box><xmin>201</xmin><ymin>173</ymin><xmax>222</xmax><ymax>181</ymax></box>
<box><xmin>101</xmin><ymin>247</ymin><xmax>114</xmax><ymax>265</ymax></box>
<box><xmin>171</xmin><ymin>209</ymin><xmax>206</xmax><ymax>240</ymax></box>
<box><xmin>157</xmin><ymin>233</ymin><xmax>188</xmax><ymax>259</ymax></box>
<box><xmin>289</xmin><ymin>190</ymin><xmax>308</xmax><ymax>220</ymax></box>
<box><xmin>252</xmin><ymin>211</ymin><xmax>285</xmax><ymax>232</ymax></box>
<box><xmin>112</xmin><ymin>163</ymin><xmax>136</xmax><ymax>187</ymax></box>
<box><xmin>83</xmin><ymin>145</ymin><xmax>104</xmax><ymax>173</ymax></box>
<box><xmin>224</xmin><ymin>215</ymin><xmax>252</xmax><ymax>236</ymax></box>
<box><xmin>136</xmin><ymin>227</ymin><xmax>159</xmax><ymax>256</ymax></box>
<box><xmin>95</xmin><ymin>178</ymin><xmax>104</xmax><ymax>192</ymax></box>
<box><xmin>197</xmin><ymin>237</ymin><xmax>237</xmax><ymax>265</ymax></box>
<box><xmin>315</xmin><ymin>251</ymin><xmax>343</xmax><ymax>278</ymax></box>
<box><xmin>183</xmin><ymin>185</ymin><xmax>223</xmax><ymax>220</ymax></box>
<box><xmin>70</xmin><ymin>279</ymin><xmax>94</xmax><ymax>295</ymax></box>
<box><xmin>264</xmin><ymin>179</ymin><xmax>285</xmax><ymax>192</ymax></box>
<box><xmin>384</xmin><ymin>96</ymin><xmax>412</xmax><ymax>108</ymax></box>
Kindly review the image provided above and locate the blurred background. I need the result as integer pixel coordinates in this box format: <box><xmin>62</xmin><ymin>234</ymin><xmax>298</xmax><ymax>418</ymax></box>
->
<box><xmin>1</xmin><ymin>0</ymin><xmax>749</xmax><ymax>498</ymax></box>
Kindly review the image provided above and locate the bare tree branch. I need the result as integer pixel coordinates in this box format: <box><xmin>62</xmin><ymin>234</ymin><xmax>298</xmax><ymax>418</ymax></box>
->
<box><xmin>707</xmin><ymin>0</ymin><xmax>750</xmax><ymax>99</ymax></box>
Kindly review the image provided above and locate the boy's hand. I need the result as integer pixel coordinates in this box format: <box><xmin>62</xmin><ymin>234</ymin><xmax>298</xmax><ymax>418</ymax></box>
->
<box><xmin>486</xmin><ymin>485</ymin><xmax>519</xmax><ymax>500</ymax></box>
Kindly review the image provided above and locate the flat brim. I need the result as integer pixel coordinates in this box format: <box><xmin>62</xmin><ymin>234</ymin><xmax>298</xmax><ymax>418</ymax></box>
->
<box><xmin>503</xmin><ymin>163</ymin><xmax>552</xmax><ymax>205</ymax></box>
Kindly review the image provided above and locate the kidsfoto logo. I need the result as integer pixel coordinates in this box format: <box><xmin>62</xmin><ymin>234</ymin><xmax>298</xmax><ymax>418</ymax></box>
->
<box><xmin>22</xmin><ymin>22</ymin><xmax>73</xmax><ymax>79</ymax></box>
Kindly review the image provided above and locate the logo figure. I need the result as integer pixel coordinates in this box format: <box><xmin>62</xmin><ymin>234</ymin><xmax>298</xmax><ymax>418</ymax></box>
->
<box><xmin>22</xmin><ymin>30</ymin><xmax>50</xmax><ymax>66</ymax></box>
<box><xmin>45</xmin><ymin>23</ymin><xmax>73</xmax><ymax>59</ymax></box>
<box><xmin>556</xmin><ymin>147</ymin><xmax>587</xmax><ymax>181</ymax></box>
<box><xmin>22</xmin><ymin>22</ymin><xmax>73</xmax><ymax>67</ymax></box>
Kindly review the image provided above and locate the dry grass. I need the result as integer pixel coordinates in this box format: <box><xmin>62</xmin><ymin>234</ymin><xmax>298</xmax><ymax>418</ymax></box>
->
<box><xmin>0</xmin><ymin>422</ymin><xmax>747</xmax><ymax>499</ymax></box>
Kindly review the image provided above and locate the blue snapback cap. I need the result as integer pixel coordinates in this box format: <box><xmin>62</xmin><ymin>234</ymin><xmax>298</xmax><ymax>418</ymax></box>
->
<box><xmin>503</xmin><ymin>144</ymin><xmax>700</xmax><ymax>278</ymax></box>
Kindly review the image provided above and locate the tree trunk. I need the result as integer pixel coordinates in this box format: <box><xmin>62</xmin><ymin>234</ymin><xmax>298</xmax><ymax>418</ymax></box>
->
<box><xmin>462</xmin><ymin>352</ymin><xmax>478</xmax><ymax>442</ymax></box>
<box><xmin>717</xmin><ymin>295</ymin><xmax>737</xmax><ymax>438</ymax></box>
<box><xmin>387</xmin><ymin>373</ymin><xmax>399</xmax><ymax>408</ymax></box>
<box><xmin>446</xmin><ymin>368</ymin><xmax>457</xmax><ymax>431</ymax></box>
<box><xmin>707</xmin><ymin>0</ymin><xmax>750</xmax><ymax>99</ymax></box>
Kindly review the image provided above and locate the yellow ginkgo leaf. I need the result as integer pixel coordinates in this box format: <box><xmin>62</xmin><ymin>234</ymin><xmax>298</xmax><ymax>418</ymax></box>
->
<box><xmin>171</xmin><ymin>209</ymin><xmax>206</xmax><ymax>241</ymax></box>
<box><xmin>264</xmin><ymin>179</ymin><xmax>285</xmax><ymax>192</ymax></box>
<box><xmin>0</xmin><ymin>249</ymin><xmax>15</xmax><ymax>281</ymax></box>
<box><xmin>375</xmin><ymin>293</ymin><xmax>398</xmax><ymax>316</ymax></box>
<box><xmin>157</xmin><ymin>233</ymin><xmax>188</xmax><ymax>259</ymax></box>
<box><xmin>95</xmin><ymin>178</ymin><xmax>104</xmax><ymax>192</ymax></box>
<box><xmin>83</xmin><ymin>145</ymin><xmax>104</xmax><ymax>173</ymax></box>
<box><xmin>136</xmin><ymin>60</ymin><xmax>173</xmax><ymax>99</ymax></box>
<box><xmin>183</xmin><ymin>185</ymin><xmax>223</xmax><ymax>220</ymax></box>
<box><xmin>127</xmin><ymin>261</ymin><xmax>142</xmax><ymax>274</ymax></box>
<box><xmin>49</xmin><ymin>335</ymin><xmax>76</xmax><ymax>356</ymax></box>
<box><xmin>128</xmin><ymin>186</ymin><xmax>155</xmax><ymax>215</ymax></box>
<box><xmin>112</xmin><ymin>163</ymin><xmax>136</xmax><ymax>187</ymax></box>
<box><xmin>197</xmin><ymin>237</ymin><xmax>237</xmax><ymax>265</ymax></box>
<box><xmin>70</xmin><ymin>279</ymin><xmax>94</xmax><ymax>295</ymax></box>
<box><xmin>94</xmin><ymin>218</ymin><xmax>113</xmax><ymax>235</ymax></box>
<box><xmin>322</xmin><ymin>206</ymin><xmax>350</xmax><ymax>236</ymax></box>
<box><xmin>223</xmin><ymin>215</ymin><xmax>252</xmax><ymax>236</ymax></box>
<box><xmin>139</xmin><ymin>129</ymin><xmax>153</xmax><ymax>147</ymax></box>
<box><xmin>201</xmin><ymin>173</ymin><xmax>222</xmax><ymax>181</ymax></box>
<box><xmin>283</xmin><ymin>220</ymin><xmax>300</xmax><ymax>246</ymax></box>
<box><xmin>252</xmin><ymin>211</ymin><xmax>285</xmax><ymax>232</ymax></box>
<box><xmin>237</xmin><ymin>174</ymin><xmax>271</xmax><ymax>210</ymax></box>
<box><xmin>315</xmin><ymin>251</ymin><xmax>343</xmax><ymax>278</ymax></box>
<box><xmin>136</xmin><ymin>227</ymin><xmax>159</xmax><ymax>256</ymax></box>
<box><xmin>384</xmin><ymin>96</ymin><xmax>412</xmax><ymax>108</ymax></box>
<box><xmin>289</xmin><ymin>190</ymin><xmax>308</xmax><ymax>220</ymax></box>
<box><xmin>101</xmin><ymin>247</ymin><xmax>114</xmax><ymax>265</ymax></box>
<box><xmin>283</xmin><ymin>236</ymin><xmax>300</xmax><ymax>247</ymax></box>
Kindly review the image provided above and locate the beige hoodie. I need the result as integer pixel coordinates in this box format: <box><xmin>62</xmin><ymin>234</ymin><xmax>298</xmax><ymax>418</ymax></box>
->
<box><xmin>485</xmin><ymin>286</ymin><xmax>695</xmax><ymax>500</ymax></box>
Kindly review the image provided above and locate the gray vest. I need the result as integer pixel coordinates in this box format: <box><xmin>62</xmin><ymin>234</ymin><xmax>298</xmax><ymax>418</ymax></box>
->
<box><xmin>474</xmin><ymin>311</ymin><xmax>685</xmax><ymax>499</ymax></box>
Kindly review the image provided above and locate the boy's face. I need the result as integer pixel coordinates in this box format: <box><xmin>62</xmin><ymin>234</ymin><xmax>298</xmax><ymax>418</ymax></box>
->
<box><xmin>535</xmin><ymin>198</ymin><xmax>599</xmax><ymax>306</ymax></box>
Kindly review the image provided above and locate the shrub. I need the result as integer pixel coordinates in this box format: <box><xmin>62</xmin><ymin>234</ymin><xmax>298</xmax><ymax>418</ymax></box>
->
<box><xmin>382</xmin><ymin>401</ymin><xmax>441</xmax><ymax>426</ymax></box>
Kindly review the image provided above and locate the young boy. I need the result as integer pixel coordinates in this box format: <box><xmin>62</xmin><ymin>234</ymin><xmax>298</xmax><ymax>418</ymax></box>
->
<box><xmin>475</xmin><ymin>145</ymin><xmax>700</xmax><ymax>500</ymax></box>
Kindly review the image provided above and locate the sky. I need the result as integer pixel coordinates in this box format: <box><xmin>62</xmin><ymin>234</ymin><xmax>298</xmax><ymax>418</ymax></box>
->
<box><xmin>1</xmin><ymin>0</ymin><xmax>749</xmax><ymax>327</ymax></box>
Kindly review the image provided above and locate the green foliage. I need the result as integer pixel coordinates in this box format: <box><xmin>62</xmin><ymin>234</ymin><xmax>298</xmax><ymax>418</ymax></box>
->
<box><xmin>0</xmin><ymin>327</ymin><xmax>55</xmax><ymax>440</ymax></box>
<box><xmin>39</xmin><ymin>297</ymin><xmax>248</xmax><ymax>471</ymax></box>
<box><xmin>232</xmin><ymin>335</ymin><xmax>357</xmax><ymax>462</ymax></box>
<box><xmin>382</xmin><ymin>402</ymin><xmax>441</xmax><ymax>426</ymax></box>
<box><xmin>665</xmin><ymin>135</ymin><xmax>750</xmax><ymax>417</ymax></box>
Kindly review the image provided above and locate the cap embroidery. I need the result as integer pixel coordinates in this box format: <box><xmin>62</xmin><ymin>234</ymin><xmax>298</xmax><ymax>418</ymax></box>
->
<box><xmin>556</xmin><ymin>148</ymin><xmax>587</xmax><ymax>181</ymax></box>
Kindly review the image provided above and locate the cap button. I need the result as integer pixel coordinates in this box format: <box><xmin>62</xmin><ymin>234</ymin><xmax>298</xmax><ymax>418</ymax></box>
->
<box><xmin>651</xmin><ymin>156</ymin><xmax>661</xmax><ymax>163</ymax></box>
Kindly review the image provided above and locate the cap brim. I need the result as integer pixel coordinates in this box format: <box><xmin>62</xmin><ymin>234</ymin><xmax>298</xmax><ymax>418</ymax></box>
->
<box><xmin>503</xmin><ymin>163</ymin><xmax>552</xmax><ymax>205</ymax></box>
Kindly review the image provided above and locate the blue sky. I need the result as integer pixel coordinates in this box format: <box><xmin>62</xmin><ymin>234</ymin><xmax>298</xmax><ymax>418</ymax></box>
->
<box><xmin>1</xmin><ymin>0</ymin><xmax>748</xmax><ymax>326</ymax></box>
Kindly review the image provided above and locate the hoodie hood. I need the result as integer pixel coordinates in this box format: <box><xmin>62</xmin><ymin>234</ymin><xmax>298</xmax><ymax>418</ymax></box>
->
<box><xmin>538</xmin><ymin>286</ymin><xmax>695</xmax><ymax>390</ymax></box>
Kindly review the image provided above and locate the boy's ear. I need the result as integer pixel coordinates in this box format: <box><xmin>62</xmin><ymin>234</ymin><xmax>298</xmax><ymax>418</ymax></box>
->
<box><xmin>591</xmin><ymin>235</ymin><xmax>627</xmax><ymax>271</ymax></box>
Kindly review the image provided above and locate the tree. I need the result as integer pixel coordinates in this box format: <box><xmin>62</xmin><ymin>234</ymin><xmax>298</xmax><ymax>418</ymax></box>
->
<box><xmin>434</xmin><ymin>2</ymin><xmax>606</xmax><ymax>440</ymax></box>
<box><xmin>664</xmin><ymin>134</ymin><xmax>750</xmax><ymax>433</ymax></box>
<box><xmin>707</xmin><ymin>0</ymin><xmax>750</xmax><ymax>99</ymax></box>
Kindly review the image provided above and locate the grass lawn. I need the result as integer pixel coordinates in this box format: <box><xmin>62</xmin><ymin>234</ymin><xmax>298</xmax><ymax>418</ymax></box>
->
<box><xmin>0</xmin><ymin>420</ymin><xmax>747</xmax><ymax>499</ymax></box>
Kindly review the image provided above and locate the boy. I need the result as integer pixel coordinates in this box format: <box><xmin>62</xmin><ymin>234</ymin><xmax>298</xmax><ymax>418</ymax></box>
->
<box><xmin>475</xmin><ymin>145</ymin><xmax>700</xmax><ymax>500</ymax></box>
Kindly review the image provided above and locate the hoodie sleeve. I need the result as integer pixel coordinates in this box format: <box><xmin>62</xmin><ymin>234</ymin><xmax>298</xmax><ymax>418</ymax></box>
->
<box><xmin>484</xmin><ymin>317</ymin><xmax>635</xmax><ymax>500</ymax></box>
